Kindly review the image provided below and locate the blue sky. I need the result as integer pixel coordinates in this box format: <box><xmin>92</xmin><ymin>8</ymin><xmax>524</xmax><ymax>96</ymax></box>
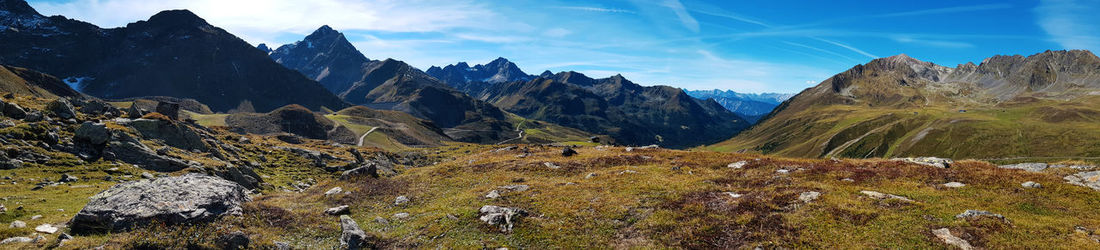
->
<box><xmin>26</xmin><ymin>0</ymin><xmax>1100</xmax><ymax>93</ymax></box>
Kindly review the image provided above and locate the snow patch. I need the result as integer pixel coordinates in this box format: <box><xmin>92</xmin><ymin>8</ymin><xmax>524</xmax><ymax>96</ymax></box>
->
<box><xmin>62</xmin><ymin>76</ymin><xmax>92</xmax><ymax>93</ymax></box>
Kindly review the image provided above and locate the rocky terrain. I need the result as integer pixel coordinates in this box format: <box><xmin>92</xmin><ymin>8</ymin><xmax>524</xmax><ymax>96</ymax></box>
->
<box><xmin>713</xmin><ymin>51</ymin><xmax>1100</xmax><ymax>159</ymax></box>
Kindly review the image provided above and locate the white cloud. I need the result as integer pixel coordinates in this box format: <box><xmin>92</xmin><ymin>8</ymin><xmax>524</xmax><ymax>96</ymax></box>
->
<box><xmin>1035</xmin><ymin>0</ymin><xmax>1100</xmax><ymax>50</ymax></box>
<box><xmin>891</xmin><ymin>36</ymin><xmax>974</xmax><ymax>48</ymax></box>
<box><xmin>814</xmin><ymin>38</ymin><xmax>878</xmax><ymax>59</ymax></box>
<box><xmin>553</xmin><ymin>6</ymin><xmax>636</xmax><ymax>14</ymax></box>
<box><xmin>661</xmin><ymin>0</ymin><xmax>699</xmax><ymax>32</ymax></box>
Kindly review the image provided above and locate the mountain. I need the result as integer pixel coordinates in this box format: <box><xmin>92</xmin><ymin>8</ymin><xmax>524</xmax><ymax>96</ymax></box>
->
<box><xmin>0</xmin><ymin>1</ymin><xmax>348</xmax><ymax>112</ymax></box>
<box><xmin>684</xmin><ymin>90</ymin><xmax>794</xmax><ymax>123</ymax></box>
<box><xmin>711</xmin><ymin>50</ymin><xmax>1100</xmax><ymax>159</ymax></box>
<box><xmin>426</xmin><ymin>57</ymin><xmax>534</xmax><ymax>91</ymax></box>
<box><xmin>0</xmin><ymin>64</ymin><xmax>81</xmax><ymax>98</ymax></box>
<box><xmin>269</xmin><ymin>26</ymin><xmax>587</xmax><ymax>144</ymax></box>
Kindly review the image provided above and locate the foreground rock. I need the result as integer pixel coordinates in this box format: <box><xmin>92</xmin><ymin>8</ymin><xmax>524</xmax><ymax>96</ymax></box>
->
<box><xmin>479</xmin><ymin>205</ymin><xmax>527</xmax><ymax>233</ymax></box>
<box><xmin>860</xmin><ymin>190</ymin><xmax>914</xmax><ymax>202</ymax></box>
<box><xmin>69</xmin><ymin>174</ymin><xmax>250</xmax><ymax>234</ymax></box>
<box><xmin>998</xmin><ymin>163</ymin><xmax>1050</xmax><ymax>172</ymax></box>
<box><xmin>1065</xmin><ymin>171</ymin><xmax>1100</xmax><ymax>191</ymax></box>
<box><xmin>340</xmin><ymin>215</ymin><xmax>375</xmax><ymax>249</ymax></box>
<box><xmin>932</xmin><ymin>228</ymin><xmax>973</xmax><ymax>250</ymax></box>
<box><xmin>892</xmin><ymin>157</ymin><xmax>952</xmax><ymax>168</ymax></box>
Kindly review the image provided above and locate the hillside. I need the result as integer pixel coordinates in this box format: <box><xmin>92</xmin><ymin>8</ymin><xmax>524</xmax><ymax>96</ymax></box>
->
<box><xmin>684</xmin><ymin>90</ymin><xmax>794</xmax><ymax>123</ymax></box>
<box><xmin>710</xmin><ymin>50</ymin><xmax>1100</xmax><ymax>159</ymax></box>
<box><xmin>0</xmin><ymin>1</ymin><xmax>348</xmax><ymax>112</ymax></box>
<box><xmin>0</xmin><ymin>65</ymin><xmax>81</xmax><ymax>99</ymax></box>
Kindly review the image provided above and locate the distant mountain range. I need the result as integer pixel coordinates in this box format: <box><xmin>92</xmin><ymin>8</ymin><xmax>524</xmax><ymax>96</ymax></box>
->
<box><xmin>427</xmin><ymin>58</ymin><xmax>750</xmax><ymax>148</ymax></box>
<box><xmin>0</xmin><ymin>1</ymin><xmax>347</xmax><ymax>112</ymax></box>
<box><xmin>683</xmin><ymin>90</ymin><xmax>794</xmax><ymax>123</ymax></box>
<box><xmin>712</xmin><ymin>50</ymin><xmax>1100</xmax><ymax>159</ymax></box>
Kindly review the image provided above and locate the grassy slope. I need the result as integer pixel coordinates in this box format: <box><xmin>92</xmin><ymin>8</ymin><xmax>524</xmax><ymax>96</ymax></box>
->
<box><xmin>4</xmin><ymin>140</ymin><xmax>1100</xmax><ymax>248</ymax></box>
<box><xmin>709</xmin><ymin>96</ymin><xmax>1100</xmax><ymax>161</ymax></box>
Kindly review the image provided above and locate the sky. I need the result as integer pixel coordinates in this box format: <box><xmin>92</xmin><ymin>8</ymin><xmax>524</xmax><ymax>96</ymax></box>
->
<box><xmin>25</xmin><ymin>0</ymin><xmax>1100</xmax><ymax>93</ymax></box>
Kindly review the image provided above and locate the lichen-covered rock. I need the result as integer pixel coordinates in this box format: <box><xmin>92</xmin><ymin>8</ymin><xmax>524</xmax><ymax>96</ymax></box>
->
<box><xmin>479</xmin><ymin>205</ymin><xmax>527</xmax><ymax>233</ymax></box>
<box><xmin>1065</xmin><ymin>171</ymin><xmax>1100</xmax><ymax>190</ymax></box>
<box><xmin>340</xmin><ymin>215</ymin><xmax>375</xmax><ymax>249</ymax></box>
<box><xmin>999</xmin><ymin>163</ymin><xmax>1049</xmax><ymax>172</ymax></box>
<box><xmin>47</xmin><ymin>98</ymin><xmax>77</xmax><ymax>119</ymax></box>
<box><xmin>69</xmin><ymin>174</ymin><xmax>250</xmax><ymax>235</ymax></box>
<box><xmin>892</xmin><ymin>157</ymin><xmax>952</xmax><ymax>168</ymax></box>
<box><xmin>932</xmin><ymin>228</ymin><xmax>973</xmax><ymax>250</ymax></box>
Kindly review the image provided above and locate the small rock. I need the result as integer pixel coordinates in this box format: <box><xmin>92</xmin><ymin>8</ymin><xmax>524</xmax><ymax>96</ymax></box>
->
<box><xmin>218</xmin><ymin>231</ymin><xmax>250</xmax><ymax>249</ymax></box>
<box><xmin>325</xmin><ymin>187</ymin><xmax>343</xmax><ymax>196</ymax></box>
<box><xmin>841</xmin><ymin>178</ymin><xmax>855</xmax><ymax>182</ymax></box>
<box><xmin>776</xmin><ymin>169</ymin><xmax>790</xmax><ymax>174</ymax></box>
<box><xmin>392</xmin><ymin>212</ymin><xmax>410</xmax><ymax>220</ymax></box>
<box><xmin>486</xmin><ymin>190</ymin><xmax>501</xmax><ymax>199</ymax></box>
<box><xmin>1021</xmin><ymin>181</ymin><xmax>1042</xmax><ymax>188</ymax></box>
<box><xmin>140</xmin><ymin>172</ymin><xmax>154</xmax><ymax>179</ymax></box>
<box><xmin>274</xmin><ymin>241</ymin><xmax>291</xmax><ymax>250</ymax></box>
<box><xmin>47</xmin><ymin>98</ymin><xmax>77</xmax><ymax>119</ymax></box>
<box><xmin>893</xmin><ymin>157</ymin><xmax>953</xmax><ymax>168</ymax></box>
<box><xmin>74</xmin><ymin>122</ymin><xmax>111</xmax><ymax>145</ymax></box>
<box><xmin>479</xmin><ymin>205</ymin><xmax>527</xmax><ymax>233</ymax></box>
<box><xmin>932</xmin><ymin>228</ymin><xmax>973</xmax><ymax>250</ymax></box>
<box><xmin>723</xmin><ymin>192</ymin><xmax>743</xmax><ymax>198</ymax></box>
<box><xmin>943</xmin><ymin>182</ymin><xmax>966</xmax><ymax>188</ymax></box>
<box><xmin>35</xmin><ymin>223</ymin><xmax>59</xmax><ymax>234</ymax></box>
<box><xmin>373</xmin><ymin>217</ymin><xmax>389</xmax><ymax>225</ymax></box>
<box><xmin>0</xmin><ymin>237</ymin><xmax>33</xmax><ymax>245</ymax></box>
<box><xmin>60</xmin><ymin>173</ymin><xmax>79</xmax><ymax>183</ymax></box>
<box><xmin>998</xmin><ymin>163</ymin><xmax>1049</xmax><ymax>172</ymax></box>
<box><xmin>499</xmin><ymin>184</ymin><xmax>529</xmax><ymax>192</ymax></box>
<box><xmin>798</xmin><ymin>191</ymin><xmax>821</xmax><ymax>202</ymax></box>
<box><xmin>543</xmin><ymin>162</ymin><xmax>561</xmax><ymax>169</ymax></box>
<box><xmin>30</xmin><ymin>215</ymin><xmax>42</xmax><ymax>220</ymax></box>
<box><xmin>394</xmin><ymin>196</ymin><xmax>410</xmax><ymax>206</ymax></box>
<box><xmin>955</xmin><ymin>210</ymin><xmax>1006</xmax><ymax>221</ymax></box>
<box><xmin>860</xmin><ymin>190</ymin><xmax>914</xmax><ymax>202</ymax></box>
<box><xmin>585</xmin><ymin>173</ymin><xmax>597</xmax><ymax>179</ymax></box>
<box><xmin>9</xmin><ymin>220</ymin><xmax>26</xmax><ymax>228</ymax></box>
<box><xmin>339</xmin><ymin>215</ymin><xmax>374</xmax><ymax>249</ymax></box>
<box><xmin>561</xmin><ymin>147</ymin><xmax>577</xmax><ymax>157</ymax></box>
<box><xmin>155</xmin><ymin>101</ymin><xmax>181</xmax><ymax>120</ymax></box>
<box><xmin>325</xmin><ymin>205</ymin><xmax>351</xmax><ymax>216</ymax></box>
<box><xmin>619</xmin><ymin>170</ymin><xmax>637</xmax><ymax>174</ymax></box>
<box><xmin>727</xmin><ymin>161</ymin><xmax>747</xmax><ymax>169</ymax></box>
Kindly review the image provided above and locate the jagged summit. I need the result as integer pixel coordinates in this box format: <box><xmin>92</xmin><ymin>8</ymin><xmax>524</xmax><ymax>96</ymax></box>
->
<box><xmin>426</xmin><ymin>57</ymin><xmax>533</xmax><ymax>85</ymax></box>
<box><xmin>0</xmin><ymin>0</ymin><xmax>39</xmax><ymax>16</ymax></box>
<box><xmin>269</xmin><ymin>25</ymin><xmax>369</xmax><ymax>92</ymax></box>
<box><xmin>143</xmin><ymin>9</ymin><xmax>210</xmax><ymax>27</ymax></box>
<box><xmin>306</xmin><ymin>25</ymin><xmax>341</xmax><ymax>39</ymax></box>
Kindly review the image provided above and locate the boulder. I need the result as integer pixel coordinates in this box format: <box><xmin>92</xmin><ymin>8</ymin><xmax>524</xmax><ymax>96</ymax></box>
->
<box><xmin>479</xmin><ymin>205</ymin><xmax>527</xmax><ymax>233</ymax></box>
<box><xmin>124</xmin><ymin>118</ymin><xmax>208</xmax><ymax>151</ymax></box>
<box><xmin>339</xmin><ymin>215</ymin><xmax>375</xmax><ymax>249</ymax></box>
<box><xmin>74</xmin><ymin>122</ymin><xmax>111</xmax><ymax>145</ymax></box>
<box><xmin>1021</xmin><ymin>181</ymin><xmax>1042</xmax><ymax>188</ymax></box>
<box><xmin>727</xmin><ymin>161</ymin><xmax>747</xmax><ymax>169</ymax></box>
<box><xmin>126</xmin><ymin>104</ymin><xmax>148</xmax><ymax>119</ymax></box>
<box><xmin>325</xmin><ymin>187</ymin><xmax>343</xmax><ymax>196</ymax></box>
<box><xmin>2</xmin><ymin>101</ymin><xmax>27</xmax><ymax>119</ymax></box>
<box><xmin>69</xmin><ymin>174</ymin><xmax>250</xmax><ymax>234</ymax></box>
<box><xmin>932</xmin><ymin>228</ymin><xmax>973</xmax><ymax>250</ymax></box>
<box><xmin>998</xmin><ymin>163</ymin><xmax>1049</xmax><ymax>172</ymax></box>
<box><xmin>340</xmin><ymin>163</ymin><xmax>379</xmax><ymax>180</ymax></box>
<box><xmin>1064</xmin><ymin>171</ymin><xmax>1100</xmax><ymax>190</ymax></box>
<box><xmin>0</xmin><ymin>237</ymin><xmax>33</xmax><ymax>245</ymax></box>
<box><xmin>105</xmin><ymin>133</ymin><xmax>191</xmax><ymax>172</ymax></box>
<box><xmin>9</xmin><ymin>220</ymin><xmax>26</xmax><ymax>228</ymax></box>
<box><xmin>35</xmin><ymin>223</ymin><xmax>59</xmax><ymax>234</ymax></box>
<box><xmin>211</xmin><ymin>164</ymin><xmax>262</xmax><ymax>190</ymax></box>
<box><xmin>561</xmin><ymin>147</ymin><xmax>577</xmax><ymax>157</ymax></box>
<box><xmin>59</xmin><ymin>173</ymin><xmax>79</xmax><ymax>183</ymax></box>
<box><xmin>155</xmin><ymin>101</ymin><xmax>180</xmax><ymax>120</ymax></box>
<box><xmin>326</xmin><ymin>205</ymin><xmax>351</xmax><ymax>216</ymax></box>
<box><xmin>394</xmin><ymin>196</ymin><xmax>410</xmax><ymax>206</ymax></box>
<box><xmin>218</xmin><ymin>231</ymin><xmax>250</xmax><ymax>249</ymax></box>
<box><xmin>798</xmin><ymin>191</ymin><xmax>821</xmax><ymax>202</ymax></box>
<box><xmin>80</xmin><ymin>99</ymin><xmax>118</xmax><ymax>116</ymax></box>
<box><xmin>47</xmin><ymin>98</ymin><xmax>77</xmax><ymax>119</ymax></box>
<box><xmin>943</xmin><ymin>182</ymin><xmax>966</xmax><ymax>188</ymax></box>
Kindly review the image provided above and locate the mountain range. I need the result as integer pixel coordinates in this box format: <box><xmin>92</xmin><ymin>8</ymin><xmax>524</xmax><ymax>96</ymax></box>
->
<box><xmin>712</xmin><ymin>50</ymin><xmax>1100</xmax><ymax>159</ymax></box>
<box><xmin>0</xmin><ymin>1</ymin><xmax>347</xmax><ymax>112</ymax></box>
<box><xmin>683</xmin><ymin>90</ymin><xmax>794</xmax><ymax>123</ymax></box>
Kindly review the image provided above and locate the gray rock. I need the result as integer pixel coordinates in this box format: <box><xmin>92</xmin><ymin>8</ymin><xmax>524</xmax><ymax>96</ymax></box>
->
<box><xmin>1065</xmin><ymin>171</ymin><xmax>1100</xmax><ymax>190</ymax></box>
<box><xmin>74</xmin><ymin>122</ymin><xmax>111</xmax><ymax>145</ymax></box>
<box><xmin>798</xmin><ymin>191</ymin><xmax>821</xmax><ymax>202</ymax></box>
<box><xmin>155</xmin><ymin>101</ymin><xmax>180</xmax><ymax>120</ymax></box>
<box><xmin>69</xmin><ymin>174</ymin><xmax>250</xmax><ymax>234</ymax></box>
<box><xmin>126</xmin><ymin>104</ymin><xmax>147</xmax><ymax>119</ymax></box>
<box><xmin>274</xmin><ymin>241</ymin><xmax>291</xmax><ymax>250</ymax></box>
<box><xmin>860</xmin><ymin>190</ymin><xmax>914</xmax><ymax>202</ymax></box>
<box><xmin>218</xmin><ymin>231</ymin><xmax>250</xmax><ymax>249</ymax></box>
<box><xmin>9</xmin><ymin>220</ymin><xmax>26</xmax><ymax>228</ymax></box>
<box><xmin>932</xmin><ymin>228</ymin><xmax>973</xmax><ymax>250</ymax></box>
<box><xmin>22</xmin><ymin>111</ymin><xmax>42</xmax><ymax>122</ymax></box>
<box><xmin>0</xmin><ymin>119</ymin><xmax>14</xmax><ymax>128</ymax></box>
<box><xmin>728</xmin><ymin>161</ymin><xmax>748</xmax><ymax>169</ymax></box>
<box><xmin>943</xmin><ymin>182</ymin><xmax>966</xmax><ymax>188</ymax></box>
<box><xmin>126</xmin><ymin>118</ymin><xmax>208</xmax><ymax>151</ymax></box>
<box><xmin>0</xmin><ymin>237</ymin><xmax>33</xmax><ymax>245</ymax></box>
<box><xmin>339</xmin><ymin>215</ymin><xmax>374</xmax><ymax>249</ymax></box>
<box><xmin>30</xmin><ymin>215</ymin><xmax>42</xmax><ymax>220</ymax></box>
<box><xmin>585</xmin><ymin>173</ymin><xmax>597</xmax><ymax>179</ymax></box>
<box><xmin>499</xmin><ymin>184</ymin><xmax>529</xmax><ymax>192</ymax></box>
<box><xmin>35</xmin><ymin>223</ymin><xmax>59</xmax><ymax>234</ymax></box>
<box><xmin>211</xmin><ymin>164</ymin><xmax>262</xmax><ymax>190</ymax></box>
<box><xmin>561</xmin><ymin>147</ymin><xmax>577</xmax><ymax>157</ymax></box>
<box><xmin>486</xmin><ymin>190</ymin><xmax>501</xmax><ymax>199</ymax></box>
<box><xmin>47</xmin><ymin>98</ymin><xmax>77</xmax><ymax>119</ymax></box>
<box><xmin>892</xmin><ymin>157</ymin><xmax>953</xmax><ymax>168</ymax></box>
<box><xmin>955</xmin><ymin>210</ymin><xmax>1006</xmax><ymax>221</ymax></box>
<box><xmin>543</xmin><ymin>162</ymin><xmax>561</xmax><ymax>169</ymax></box>
<box><xmin>141</xmin><ymin>172</ymin><xmax>155</xmax><ymax>179</ymax></box>
<box><xmin>2</xmin><ymin>101</ymin><xmax>27</xmax><ymax>119</ymax></box>
<box><xmin>392</xmin><ymin>212</ymin><xmax>410</xmax><ymax>220</ymax></box>
<box><xmin>0</xmin><ymin>159</ymin><xmax>22</xmax><ymax>170</ymax></box>
<box><xmin>326</xmin><ymin>205</ymin><xmax>351</xmax><ymax>216</ymax></box>
<box><xmin>105</xmin><ymin>133</ymin><xmax>191</xmax><ymax>172</ymax></box>
<box><xmin>60</xmin><ymin>173</ymin><xmax>79</xmax><ymax>183</ymax></box>
<box><xmin>1021</xmin><ymin>181</ymin><xmax>1042</xmax><ymax>188</ymax></box>
<box><xmin>479</xmin><ymin>205</ymin><xmax>527</xmax><ymax>233</ymax></box>
<box><xmin>998</xmin><ymin>163</ymin><xmax>1049</xmax><ymax>172</ymax></box>
<box><xmin>340</xmin><ymin>163</ymin><xmax>378</xmax><ymax>180</ymax></box>
<box><xmin>395</xmin><ymin>196</ymin><xmax>410</xmax><ymax>206</ymax></box>
<box><xmin>325</xmin><ymin>187</ymin><xmax>343</xmax><ymax>196</ymax></box>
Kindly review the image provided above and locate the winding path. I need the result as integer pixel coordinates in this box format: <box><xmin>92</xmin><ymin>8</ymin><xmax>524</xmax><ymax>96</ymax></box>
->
<box><xmin>357</xmin><ymin>127</ymin><xmax>379</xmax><ymax>147</ymax></box>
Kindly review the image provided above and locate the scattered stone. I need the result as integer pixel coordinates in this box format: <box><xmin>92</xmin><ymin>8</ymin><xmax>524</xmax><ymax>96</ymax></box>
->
<box><xmin>893</xmin><ymin>157</ymin><xmax>953</xmax><ymax>168</ymax></box>
<box><xmin>799</xmin><ymin>191</ymin><xmax>821</xmax><ymax>202</ymax></box>
<box><xmin>126</xmin><ymin>104</ymin><xmax>148</xmax><ymax>119</ymax></box>
<box><xmin>47</xmin><ymin>98</ymin><xmax>77</xmax><ymax>119</ymax></box>
<box><xmin>860</xmin><ymin>190</ymin><xmax>914</xmax><ymax>202</ymax></box>
<box><xmin>638</xmin><ymin>145</ymin><xmax>660</xmax><ymax>150</ymax></box>
<box><xmin>942</xmin><ymin>182</ymin><xmax>966</xmax><ymax>188</ymax></box>
<box><xmin>2</xmin><ymin>101</ymin><xmax>27</xmax><ymax>119</ymax></box>
<box><xmin>325</xmin><ymin>187</ymin><xmax>343</xmax><ymax>196</ymax></box>
<box><xmin>392</xmin><ymin>213</ymin><xmax>410</xmax><ymax>220</ymax></box>
<box><xmin>619</xmin><ymin>170</ymin><xmax>638</xmax><ymax>174</ymax></box>
<box><xmin>74</xmin><ymin>122</ymin><xmax>111</xmax><ymax>145</ymax></box>
<box><xmin>479</xmin><ymin>205</ymin><xmax>527</xmax><ymax>233</ymax></box>
<box><xmin>932</xmin><ymin>228</ymin><xmax>973</xmax><ymax>250</ymax></box>
<box><xmin>499</xmin><ymin>184</ymin><xmax>529</xmax><ymax>192</ymax></box>
<box><xmin>373</xmin><ymin>217</ymin><xmax>389</xmax><ymax>225</ymax></box>
<box><xmin>69</xmin><ymin>174</ymin><xmax>250</xmax><ymax>234</ymax></box>
<box><xmin>9</xmin><ymin>220</ymin><xmax>26</xmax><ymax>228</ymax></box>
<box><xmin>486</xmin><ymin>190</ymin><xmax>501</xmax><ymax>199</ymax></box>
<box><xmin>776</xmin><ymin>169</ymin><xmax>790</xmax><ymax>174</ymax></box>
<box><xmin>1021</xmin><ymin>181</ymin><xmax>1042</xmax><ymax>188</ymax></box>
<box><xmin>274</xmin><ymin>241</ymin><xmax>291</xmax><ymax>250</ymax></box>
<box><xmin>585</xmin><ymin>173</ymin><xmax>597</xmax><ymax>179</ymax></box>
<box><xmin>543</xmin><ymin>162</ymin><xmax>561</xmax><ymax>169</ymax></box>
<box><xmin>340</xmin><ymin>215</ymin><xmax>374</xmax><ymax>249</ymax></box>
<box><xmin>395</xmin><ymin>196</ymin><xmax>410</xmax><ymax>206</ymax></box>
<box><xmin>30</xmin><ymin>215</ymin><xmax>42</xmax><ymax>220</ymax></box>
<box><xmin>140</xmin><ymin>172</ymin><xmax>154</xmax><ymax>179</ymax></box>
<box><xmin>1065</xmin><ymin>171</ymin><xmax>1100</xmax><ymax>190</ymax></box>
<box><xmin>955</xmin><ymin>210</ymin><xmax>1006</xmax><ymax>221</ymax></box>
<box><xmin>155</xmin><ymin>101</ymin><xmax>181</xmax><ymax>120</ymax></box>
<box><xmin>493</xmin><ymin>146</ymin><xmax>517</xmax><ymax>153</ymax></box>
<box><xmin>35</xmin><ymin>223</ymin><xmax>59</xmax><ymax>234</ymax></box>
<box><xmin>0</xmin><ymin>237</ymin><xmax>32</xmax><ymax>245</ymax></box>
<box><xmin>59</xmin><ymin>173</ymin><xmax>79</xmax><ymax>183</ymax></box>
<box><xmin>727</xmin><ymin>161</ymin><xmax>747</xmax><ymax>169</ymax></box>
<box><xmin>218</xmin><ymin>231</ymin><xmax>250</xmax><ymax>249</ymax></box>
<box><xmin>998</xmin><ymin>163</ymin><xmax>1049</xmax><ymax>172</ymax></box>
<box><xmin>326</xmin><ymin>205</ymin><xmax>351</xmax><ymax>216</ymax></box>
<box><xmin>724</xmin><ymin>192</ymin><xmax>743</xmax><ymax>198</ymax></box>
<box><xmin>340</xmin><ymin>163</ymin><xmax>379</xmax><ymax>180</ymax></box>
<box><xmin>561</xmin><ymin>147</ymin><xmax>577</xmax><ymax>157</ymax></box>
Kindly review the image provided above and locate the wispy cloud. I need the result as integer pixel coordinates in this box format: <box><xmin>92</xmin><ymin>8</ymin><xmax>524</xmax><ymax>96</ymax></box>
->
<box><xmin>876</xmin><ymin>3</ymin><xmax>1013</xmax><ymax>18</ymax></box>
<box><xmin>553</xmin><ymin>6</ymin><xmax>636</xmax><ymax>14</ymax></box>
<box><xmin>1035</xmin><ymin>0</ymin><xmax>1100</xmax><ymax>50</ymax></box>
<box><xmin>814</xmin><ymin>38</ymin><xmax>878</xmax><ymax>59</ymax></box>
<box><xmin>661</xmin><ymin>0</ymin><xmax>700</xmax><ymax>32</ymax></box>
<box><xmin>891</xmin><ymin>36</ymin><xmax>974</xmax><ymax>48</ymax></box>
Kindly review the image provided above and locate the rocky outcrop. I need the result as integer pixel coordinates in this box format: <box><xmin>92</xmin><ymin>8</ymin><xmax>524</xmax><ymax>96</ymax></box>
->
<box><xmin>1065</xmin><ymin>171</ymin><xmax>1100</xmax><ymax>190</ymax></box>
<box><xmin>479</xmin><ymin>205</ymin><xmax>527</xmax><ymax>233</ymax></box>
<box><xmin>69</xmin><ymin>174</ymin><xmax>250</xmax><ymax>234</ymax></box>
<box><xmin>104</xmin><ymin>133</ymin><xmax>191</xmax><ymax>172</ymax></box>
<box><xmin>46</xmin><ymin>98</ymin><xmax>76</xmax><ymax>119</ymax></box>
<box><xmin>123</xmin><ymin>118</ymin><xmax>208</xmax><ymax>151</ymax></box>
<box><xmin>893</xmin><ymin>157</ymin><xmax>952</xmax><ymax>168</ymax></box>
<box><xmin>339</xmin><ymin>215</ymin><xmax>375</xmax><ymax>249</ymax></box>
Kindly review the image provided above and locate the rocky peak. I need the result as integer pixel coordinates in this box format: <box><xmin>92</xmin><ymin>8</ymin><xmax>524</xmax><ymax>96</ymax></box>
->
<box><xmin>305</xmin><ymin>25</ymin><xmax>342</xmax><ymax>41</ymax></box>
<box><xmin>539</xmin><ymin>70</ymin><xmax>554</xmax><ymax>78</ymax></box>
<box><xmin>144</xmin><ymin>10</ymin><xmax>210</xmax><ymax>28</ymax></box>
<box><xmin>256</xmin><ymin>43</ymin><xmax>272</xmax><ymax>54</ymax></box>
<box><xmin>0</xmin><ymin>0</ymin><xmax>39</xmax><ymax>16</ymax></box>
